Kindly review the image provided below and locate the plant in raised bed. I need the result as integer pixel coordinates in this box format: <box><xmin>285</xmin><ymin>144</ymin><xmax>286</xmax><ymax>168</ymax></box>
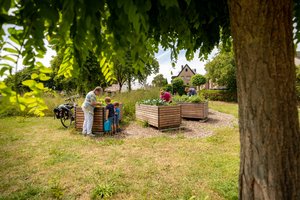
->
<box><xmin>138</xmin><ymin>99</ymin><xmax>168</xmax><ymax>106</ymax></box>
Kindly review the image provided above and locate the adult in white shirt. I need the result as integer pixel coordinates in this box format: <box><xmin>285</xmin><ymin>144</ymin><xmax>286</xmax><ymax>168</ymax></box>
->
<box><xmin>82</xmin><ymin>86</ymin><xmax>102</xmax><ymax>136</ymax></box>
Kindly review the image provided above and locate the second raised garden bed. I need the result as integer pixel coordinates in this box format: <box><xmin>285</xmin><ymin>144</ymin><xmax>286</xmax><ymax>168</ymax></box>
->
<box><xmin>173</xmin><ymin>95</ymin><xmax>209</xmax><ymax>120</ymax></box>
<box><xmin>179</xmin><ymin>102</ymin><xmax>208</xmax><ymax>119</ymax></box>
<box><xmin>136</xmin><ymin>103</ymin><xmax>181</xmax><ymax>130</ymax></box>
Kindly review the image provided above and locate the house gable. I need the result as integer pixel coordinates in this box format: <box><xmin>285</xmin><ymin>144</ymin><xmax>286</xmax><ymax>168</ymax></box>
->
<box><xmin>173</xmin><ymin>64</ymin><xmax>196</xmax><ymax>85</ymax></box>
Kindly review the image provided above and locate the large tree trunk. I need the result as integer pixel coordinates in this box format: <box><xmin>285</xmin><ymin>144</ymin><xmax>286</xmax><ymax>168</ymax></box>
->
<box><xmin>228</xmin><ymin>0</ymin><xmax>300</xmax><ymax>199</ymax></box>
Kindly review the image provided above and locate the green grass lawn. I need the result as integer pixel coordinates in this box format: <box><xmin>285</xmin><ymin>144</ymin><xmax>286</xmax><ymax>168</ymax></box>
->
<box><xmin>0</xmin><ymin>115</ymin><xmax>239</xmax><ymax>200</ymax></box>
<box><xmin>209</xmin><ymin>101</ymin><xmax>239</xmax><ymax>118</ymax></box>
<box><xmin>209</xmin><ymin>101</ymin><xmax>300</xmax><ymax>122</ymax></box>
<box><xmin>0</xmin><ymin>101</ymin><xmax>298</xmax><ymax>199</ymax></box>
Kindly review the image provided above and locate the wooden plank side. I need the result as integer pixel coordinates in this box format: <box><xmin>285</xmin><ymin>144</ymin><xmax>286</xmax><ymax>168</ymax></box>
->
<box><xmin>136</xmin><ymin>104</ymin><xmax>159</xmax><ymax>127</ymax></box>
<box><xmin>135</xmin><ymin>104</ymin><xmax>182</xmax><ymax>129</ymax></box>
<box><xmin>158</xmin><ymin>105</ymin><xmax>181</xmax><ymax>129</ymax></box>
<box><xmin>180</xmin><ymin>103</ymin><xmax>208</xmax><ymax>119</ymax></box>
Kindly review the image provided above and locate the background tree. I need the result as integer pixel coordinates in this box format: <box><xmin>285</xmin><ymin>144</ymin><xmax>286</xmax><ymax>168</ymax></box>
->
<box><xmin>113</xmin><ymin>53</ymin><xmax>159</xmax><ymax>92</ymax></box>
<box><xmin>134</xmin><ymin>59</ymin><xmax>159</xmax><ymax>86</ymax></box>
<box><xmin>112</xmin><ymin>58</ymin><xmax>129</xmax><ymax>93</ymax></box>
<box><xmin>190</xmin><ymin>74</ymin><xmax>206</xmax><ymax>91</ymax></box>
<box><xmin>171</xmin><ymin>77</ymin><xmax>185</xmax><ymax>96</ymax></box>
<box><xmin>152</xmin><ymin>74</ymin><xmax>168</xmax><ymax>87</ymax></box>
<box><xmin>205</xmin><ymin>50</ymin><xmax>236</xmax><ymax>91</ymax></box>
<box><xmin>50</xmin><ymin>52</ymin><xmax>108</xmax><ymax>94</ymax></box>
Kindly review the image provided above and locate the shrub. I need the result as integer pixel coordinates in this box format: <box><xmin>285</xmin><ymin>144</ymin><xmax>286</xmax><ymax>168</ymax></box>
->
<box><xmin>199</xmin><ymin>90</ymin><xmax>237</xmax><ymax>102</ymax></box>
<box><xmin>162</xmin><ymin>84</ymin><xmax>173</xmax><ymax>93</ymax></box>
<box><xmin>190</xmin><ymin>74</ymin><xmax>206</xmax><ymax>86</ymax></box>
<box><xmin>171</xmin><ymin>77</ymin><xmax>185</xmax><ymax>95</ymax></box>
<box><xmin>188</xmin><ymin>95</ymin><xmax>206</xmax><ymax>103</ymax></box>
<box><xmin>172</xmin><ymin>94</ymin><xmax>206</xmax><ymax>103</ymax></box>
<box><xmin>0</xmin><ymin>98</ymin><xmax>24</xmax><ymax>117</ymax></box>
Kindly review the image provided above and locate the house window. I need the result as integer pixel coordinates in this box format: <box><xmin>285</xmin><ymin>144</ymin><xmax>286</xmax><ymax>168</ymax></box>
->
<box><xmin>185</xmin><ymin>68</ymin><xmax>188</xmax><ymax>72</ymax></box>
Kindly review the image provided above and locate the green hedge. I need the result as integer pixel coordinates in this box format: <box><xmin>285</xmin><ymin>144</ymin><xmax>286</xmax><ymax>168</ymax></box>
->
<box><xmin>199</xmin><ymin>90</ymin><xmax>237</xmax><ymax>102</ymax></box>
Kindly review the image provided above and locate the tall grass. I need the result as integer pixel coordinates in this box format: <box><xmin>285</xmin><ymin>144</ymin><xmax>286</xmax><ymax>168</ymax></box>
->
<box><xmin>0</xmin><ymin>97</ymin><xmax>23</xmax><ymax>117</ymax></box>
<box><xmin>0</xmin><ymin>88</ymin><xmax>160</xmax><ymax>118</ymax></box>
<box><xmin>111</xmin><ymin>87</ymin><xmax>160</xmax><ymax>122</ymax></box>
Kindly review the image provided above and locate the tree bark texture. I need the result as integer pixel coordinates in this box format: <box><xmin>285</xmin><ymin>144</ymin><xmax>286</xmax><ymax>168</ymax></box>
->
<box><xmin>228</xmin><ymin>0</ymin><xmax>300</xmax><ymax>199</ymax></box>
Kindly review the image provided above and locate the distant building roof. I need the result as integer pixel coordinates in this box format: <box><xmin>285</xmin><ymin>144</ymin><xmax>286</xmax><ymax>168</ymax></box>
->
<box><xmin>172</xmin><ymin>64</ymin><xmax>196</xmax><ymax>78</ymax></box>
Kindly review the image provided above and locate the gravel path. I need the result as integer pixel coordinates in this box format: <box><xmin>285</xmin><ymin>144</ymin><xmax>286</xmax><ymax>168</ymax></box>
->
<box><xmin>122</xmin><ymin>109</ymin><xmax>237</xmax><ymax>138</ymax></box>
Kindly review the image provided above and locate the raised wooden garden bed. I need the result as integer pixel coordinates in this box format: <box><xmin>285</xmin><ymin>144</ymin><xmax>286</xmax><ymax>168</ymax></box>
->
<box><xmin>136</xmin><ymin>104</ymin><xmax>181</xmax><ymax>129</ymax></box>
<box><xmin>75</xmin><ymin>107</ymin><xmax>104</xmax><ymax>132</ymax></box>
<box><xmin>179</xmin><ymin>102</ymin><xmax>208</xmax><ymax>119</ymax></box>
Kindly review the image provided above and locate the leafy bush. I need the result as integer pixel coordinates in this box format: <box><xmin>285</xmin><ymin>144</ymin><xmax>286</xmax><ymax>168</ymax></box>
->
<box><xmin>162</xmin><ymin>84</ymin><xmax>173</xmax><ymax>93</ymax></box>
<box><xmin>152</xmin><ymin>74</ymin><xmax>168</xmax><ymax>87</ymax></box>
<box><xmin>205</xmin><ymin>50</ymin><xmax>237</xmax><ymax>91</ymax></box>
<box><xmin>199</xmin><ymin>90</ymin><xmax>237</xmax><ymax>102</ymax></box>
<box><xmin>173</xmin><ymin>94</ymin><xmax>206</xmax><ymax>103</ymax></box>
<box><xmin>188</xmin><ymin>95</ymin><xmax>206</xmax><ymax>103</ymax></box>
<box><xmin>0</xmin><ymin>98</ymin><xmax>25</xmax><ymax>117</ymax></box>
<box><xmin>171</xmin><ymin>77</ymin><xmax>185</xmax><ymax>95</ymax></box>
<box><xmin>190</xmin><ymin>74</ymin><xmax>206</xmax><ymax>86</ymax></box>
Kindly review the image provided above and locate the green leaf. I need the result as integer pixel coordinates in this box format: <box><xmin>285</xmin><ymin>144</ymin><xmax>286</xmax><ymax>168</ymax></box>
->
<box><xmin>19</xmin><ymin>104</ymin><xmax>26</xmax><ymax>111</ymax></box>
<box><xmin>100</xmin><ymin>57</ymin><xmax>106</xmax><ymax>67</ymax></box>
<box><xmin>22</xmin><ymin>80</ymin><xmax>36</xmax><ymax>87</ymax></box>
<box><xmin>31</xmin><ymin>73</ymin><xmax>39</xmax><ymax>79</ymax></box>
<box><xmin>35</xmin><ymin>83</ymin><xmax>44</xmax><ymax>90</ymax></box>
<box><xmin>39</xmin><ymin>67</ymin><xmax>52</xmax><ymax>74</ymax></box>
<box><xmin>1</xmin><ymin>55</ymin><xmax>16</xmax><ymax>63</ymax></box>
<box><xmin>39</xmin><ymin>73</ymin><xmax>51</xmax><ymax>81</ymax></box>
<box><xmin>0</xmin><ymin>66</ymin><xmax>9</xmax><ymax>76</ymax></box>
<box><xmin>8</xmin><ymin>35</ymin><xmax>21</xmax><ymax>46</ymax></box>
<box><xmin>3</xmin><ymin>47</ymin><xmax>19</xmax><ymax>54</ymax></box>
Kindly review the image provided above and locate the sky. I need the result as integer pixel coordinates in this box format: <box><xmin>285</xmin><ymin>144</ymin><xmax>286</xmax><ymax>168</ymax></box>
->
<box><xmin>151</xmin><ymin>48</ymin><xmax>217</xmax><ymax>84</ymax></box>
<box><xmin>32</xmin><ymin>44</ymin><xmax>217</xmax><ymax>84</ymax></box>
